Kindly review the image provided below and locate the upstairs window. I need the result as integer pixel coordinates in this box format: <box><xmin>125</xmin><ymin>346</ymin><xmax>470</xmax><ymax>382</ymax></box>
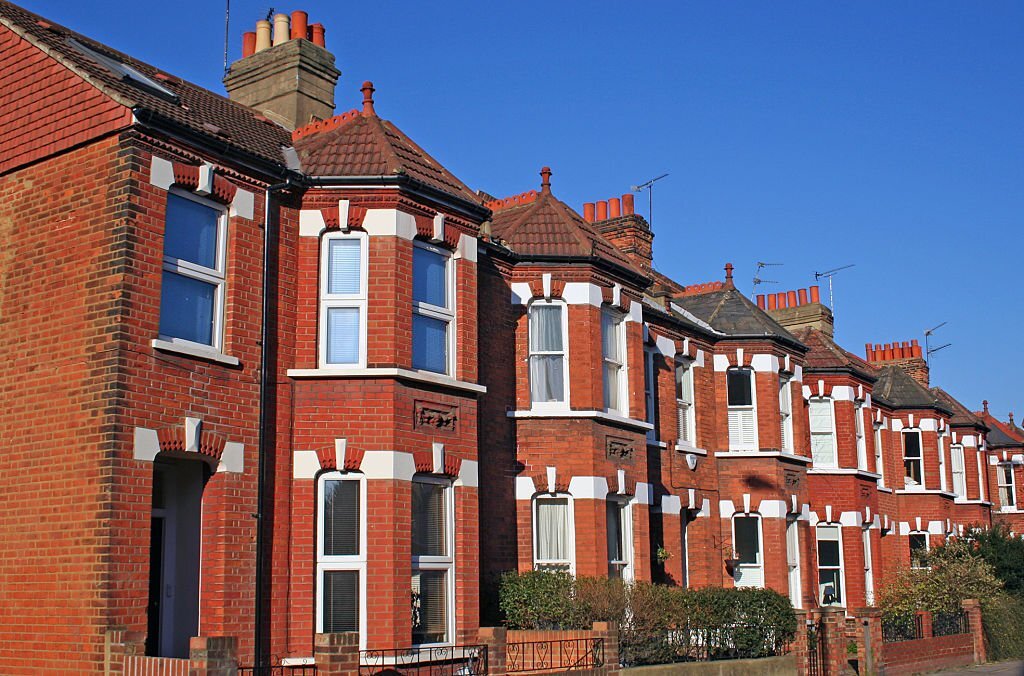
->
<box><xmin>644</xmin><ymin>350</ymin><xmax>658</xmax><ymax>442</ymax></box>
<box><xmin>809</xmin><ymin>397</ymin><xmax>837</xmax><ymax>467</ymax></box>
<box><xmin>779</xmin><ymin>376</ymin><xmax>793</xmax><ymax>452</ymax></box>
<box><xmin>534</xmin><ymin>495</ymin><xmax>573</xmax><ymax>572</ymax></box>
<box><xmin>855</xmin><ymin>403</ymin><xmax>868</xmax><ymax>470</ymax></box>
<box><xmin>601</xmin><ymin>309</ymin><xmax>627</xmax><ymax>414</ymax></box>
<box><xmin>873</xmin><ymin>422</ymin><xmax>886</xmax><ymax>486</ymax></box>
<box><xmin>528</xmin><ymin>301</ymin><xmax>568</xmax><ymax>406</ymax></box>
<box><xmin>950</xmin><ymin>444</ymin><xmax>966</xmax><ymax>498</ymax></box>
<box><xmin>411</xmin><ymin>478</ymin><xmax>453</xmax><ymax>645</ymax></box>
<box><xmin>816</xmin><ymin>525</ymin><xmax>844</xmax><ymax>606</ymax></box>
<box><xmin>937</xmin><ymin>435</ymin><xmax>949</xmax><ymax>492</ymax></box>
<box><xmin>909</xmin><ymin>532</ymin><xmax>930</xmax><ymax>569</ymax></box>
<box><xmin>412</xmin><ymin>243</ymin><xmax>454</xmax><ymax>374</ymax></box>
<box><xmin>320</xmin><ymin>232</ymin><xmax>367</xmax><ymax>367</ymax></box>
<box><xmin>727</xmin><ymin>368</ymin><xmax>756</xmax><ymax>450</ymax></box>
<box><xmin>676</xmin><ymin>361</ymin><xmax>696</xmax><ymax>445</ymax></box>
<box><xmin>317</xmin><ymin>474</ymin><xmax>364</xmax><ymax>638</ymax></box>
<box><xmin>159</xmin><ymin>192</ymin><xmax>227</xmax><ymax>349</ymax></box>
<box><xmin>732</xmin><ymin>514</ymin><xmax>763</xmax><ymax>588</ymax></box>
<box><xmin>998</xmin><ymin>463</ymin><xmax>1016</xmax><ymax>509</ymax></box>
<box><xmin>903</xmin><ymin>429</ymin><xmax>924</xmax><ymax>487</ymax></box>
<box><xmin>606</xmin><ymin>499</ymin><xmax>633</xmax><ymax>581</ymax></box>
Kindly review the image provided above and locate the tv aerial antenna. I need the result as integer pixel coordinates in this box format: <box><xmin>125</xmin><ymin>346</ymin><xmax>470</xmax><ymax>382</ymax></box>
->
<box><xmin>814</xmin><ymin>263</ymin><xmax>855</xmax><ymax>316</ymax></box>
<box><xmin>752</xmin><ymin>262</ymin><xmax>783</xmax><ymax>289</ymax></box>
<box><xmin>924</xmin><ymin>321</ymin><xmax>951</xmax><ymax>367</ymax></box>
<box><xmin>223</xmin><ymin>0</ymin><xmax>232</xmax><ymax>74</ymax></box>
<box><xmin>631</xmin><ymin>173</ymin><xmax>669</xmax><ymax>230</ymax></box>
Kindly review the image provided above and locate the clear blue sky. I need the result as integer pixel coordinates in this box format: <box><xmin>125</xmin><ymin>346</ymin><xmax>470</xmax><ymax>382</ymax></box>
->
<box><xmin>22</xmin><ymin>1</ymin><xmax>1024</xmax><ymax>419</ymax></box>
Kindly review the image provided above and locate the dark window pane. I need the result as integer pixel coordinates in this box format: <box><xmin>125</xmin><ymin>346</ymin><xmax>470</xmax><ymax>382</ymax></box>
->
<box><xmin>412</xmin><ymin>482</ymin><xmax>446</xmax><ymax>556</ymax></box>
<box><xmin>413</xmin><ymin>247</ymin><xmax>447</xmax><ymax>307</ymax></box>
<box><xmin>727</xmin><ymin>370</ymin><xmax>753</xmax><ymax>407</ymax></box>
<box><xmin>323</xmin><ymin>480</ymin><xmax>360</xmax><ymax>556</ymax></box>
<box><xmin>903</xmin><ymin>431</ymin><xmax>921</xmax><ymax>458</ymax></box>
<box><xmin>734</xmin><ymin>516</ymin><xmax>759</xmax><ymax>564</ymax></box>
<box><xmin>817</xmin><ymin>537</ymin><xmax>840</xmax><ymax>567</ymax></box>
<box><xmin>412</xmin><ymin>570</ymin><xmax>447</xmax><ymax>644</ymax></box>
<box><xmin>412</xmin><ymin>314</ymin><xmax>448</xmax><ymax>373</ymax></box>
<box><xmin>819</xmin><ymin>569</ymin><xmax>842</xmax><ymax>604</ymax></box>
<box><xmin>323</xmin><ymin>570</ymin><xmax>359</xmax><ymax>632</ymax></box>
<box><xmin>164</xmin><ymin>194</ymin><xmax>219</xmax><ymax>268</ymax></box>
<box><xmin>607</xmin><ymin>502</ymin><xmax>624</xmax><ymax>562</ymax></box>
<box><xmin>159</xmin><ymin>271</ymin><xmax>215</xmax><ymax>345</ymax></box>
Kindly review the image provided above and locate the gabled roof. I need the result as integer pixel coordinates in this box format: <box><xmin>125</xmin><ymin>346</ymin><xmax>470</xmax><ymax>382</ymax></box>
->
<box><xmin>791</xmin><ymin>327</ymin><xmax>878</xmax><ymax>382</ymax></box>
<box><xmin>974</xmin><ymin>407</ymin><xmax>1024</xmax><ymax>449</ymax></box>
<box><xmin>673</xmin><ymin>285</ymin><xmax>804</xmax><ymax>349</ymax></box>
<box><xmin>292</xmin><ymin>84</ymin><xmax>481</xmax><ymax>205</ymax></box>
<box><xmin>873</xmin><ymin>365</ymin><xmax>952</xmax><ymax>414</ymax></box>
<box><xmin>931</xmin><ymin>387</ymin><xmax>987</xmax><ymax>430</ymax></box>
<box><xmin>486</xmin><ymin>169</ymin><xmax>645</xmax><ymax>278</ymax></box>
<box><xmin>0</xmin><ymin>0</ymin><xmax>293</xmax><ymax>168</ymax></box>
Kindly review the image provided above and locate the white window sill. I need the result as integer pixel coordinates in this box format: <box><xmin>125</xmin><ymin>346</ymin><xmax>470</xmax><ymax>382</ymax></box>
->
<box><xmin>877</xmin><ymin>486</ymin><xmax>894</xmax><ymax>493</ymax></box>
<box><xmin>286</xmin><ymin>367</ymin><xmax>486</xmax><ymax>394</ymax></box>
<box><xmin>807</xmin><ymin>468</ymin><xmax>882</xmax><ymax>480</ymax></box>
<box><xmin>895</xmin><ymin>488</ymin><xmax>958</xmax><ymax>498</ymax></box>
<box><xmin>714</xmin><ymin>451</ymin><xmax>812</xmax><ymax>464</ymax></box>
<box><xmin>151</xmin><ymin>338</ymin><xmax>240</xmax><ymax>366</ymax></box>
<box><xmin>954</xmin><ymin>498</ymin><xmax>990</xmax><ymax>505</ymax></box>
<box><xmin>675</xmin><ymin>442</ymin><xmax>709</xmax><ymax>456</ymax></box>
<box><xmin>999</xmin><ymin>506</ymin><xmax>1021</xmax><ymax>514</ymax></box>
<box><xmin>647</xmin><ymin>440</ymin><xmax>668</xmax><ymax>449</ymax></box>
<box><xmin>507</xmin><ymin>409</ymin><xmax>654</xmax><ymax>431</ymax></box>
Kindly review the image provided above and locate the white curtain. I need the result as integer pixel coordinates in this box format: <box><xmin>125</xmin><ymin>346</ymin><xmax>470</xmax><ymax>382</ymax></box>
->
<box><xmin>536</xmin><ymin>498</ymin><xmax>569</xmax><ymax>562</ymax></box>
<box><xmin>529</xmin><ymin>306</ymin><xmax>565</xmax><ymax>402</ymax></box>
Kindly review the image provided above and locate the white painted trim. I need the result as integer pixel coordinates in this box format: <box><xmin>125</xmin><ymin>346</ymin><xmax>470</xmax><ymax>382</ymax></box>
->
<box><xmin>635</xmin><ymin>482</ymin><xmax>654</xmax><ymax>505</ymax></box>
<box><xmin>750</xmin><ymin>354</ymin><xmax>779</xmax><ymax>373</ymax></box>
<box><xmin>507</xmin><ymin>409</ymin><xmax>653</xmax><ymax>431</ymax></box>
<box><xmin>151</xmin><ymin>338</ymin><xmax>240</xmax><ymax>366</ymax></box>
<box><xmin>299</xmin><ymin>209</ymin><xmax>327</xmax><ymax>237</ymax></box>
<box><xmin>293</xmin><ymin>450</ymin><xmax>321</xmax><ymax>479</ymax></box>
<box><xmin>457</xmin><ymin>233</ymin><xmax>478</xmax><ymax>263</ymax></box>
<box><xmin>567</xmin><ymin>476</ymin><xmax>610</xmax><ymax>500</ymax></box>
<box><xmin>661</xmin><ymin>495</ymin><xmax>682</xmax><ymax>516</ymax></box>
<box><xmin>807</xmin><ymin>469</ymin><xmax>882</xmax><ymax>480</ymax></box>
<box><xmin>831</xmin><ymin>386</ymin><xmax>856</xmax><ymax>402</ymax></box>
<box><xmin>454</xmin><ymin>460</ymin><xmax>478</xmax><ymax>488</ymax></box>
<box><xmin>515</xmin><ymin>476</ymin><xmax>537</xmax><ymax>500</ymax></box>
<box><xmin>360</xmin><ymin>450</ymin><xmax>417</xmax><ymax>482</ymax></box>
<box><xmin>229</xmin><ymin>188</ymin><xmax>254</xmax><ymax>220</ymax></box>
<box><xmin>714</xmin><ymin>451</ymin><xmax>813</xmax><ymax>465</ymax></box>
<box><xmin>133</xmin><ymin>427</ymin><xmax>160</xmax><ymax>462</ymax></box>
<box><xmin>361</xmin><ymin>208</ymin><xmax>417</xmax><ymax>240</ymax></box>
<box><xmin>218</xmin><ymin>442</ymin><xmax>244</xmax><ymax>473</ymax></box>
<box><xmin>713</xmin><ymin>354</ymin><xmax>731</xmax><ymax>372</ymax></box>
<box><xmin>149</xmin><ymin>156</ymin><xmax>174</xmax><ymax>190</ymax></box>
<box><xmin>286</xmin><ymin>367</ymin><xmax>487</xmax><ymax>394</ymax></box>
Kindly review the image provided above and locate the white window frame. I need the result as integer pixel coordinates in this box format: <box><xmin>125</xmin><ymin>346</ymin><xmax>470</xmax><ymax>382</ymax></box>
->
<box><xmin>902</xmin><ymin>429</ymin><xmax>924</xmax><ymax>488</ymax></box>
<box><xmin>809</xmin><ymin>397</ymin><xmax>838</xmax><ymax>468</ymax></box>
<box><xmin>412</xmin><ymin>241</ymin><xmax>456</xmax><ymax>376</ymax></box>
<box><xmin>315</xmin><ymin>472</ymin><xmax>367</xmax><ymax>649</ymax></box>
<box><xmin>319</xmin><ymin>231</ymin><xmax>369</xmax><ymax>368</ymax></box>
<box><xmin>644</xmin><ymin>349</ymin><xmax>658</xmax><ymax>443</ymax></box>
<box><xmin>727</xmin><ymin>368</ymin><xmax>758</xmax><ymax>451</ymax></box>
<box><xmin>855</xmin><ymin>402</ymin><xmax>868</xmax><ymax>471</ymax></box>
<box><xmin>862</xmin><ymin>528</ymin><xmax>875</xmax><ymax>606</ymax></box>
<box><xmin>937</xmin><ymin>433</ymin><xmax>948</xmax><ymax>492</ymax></box>
<box><xmin>873</xmin><ymin>421</ymin><xmax>886</xmax><ymax>487</ymax></box>
<box><xmin>816</xmin><ymin>524</ymin><xmax>845</xmax><ymax>606</ymax></box>
<box><xmin>909</xmin><ymin>531</ymin><xmax>930</xmax><ymax>569</ymax></box>
<box><xmin>606</xmin><ymin>497</ymin><xmax>634</xmax><ymax>581</ymax></box>
<box><xmin>527</xmin><ymin>299</ymin><xmax>570</xmax><ymax>409</ymax></box>
<box><xmin>786</xmin><ymin>517</ymin><xmax>802</xmax><ymax>608</ymax></box>
<box><xmin>731</xmin><ymin>513</ymin><xmax>764</xmax><ymax>588</ymax></box>
<box><xmin>998</xmin><ymin>463</ymin><xmax>1016</xmax><ymax>509</ymax></box>
<box><xmin>411</xmin><ymin>476</ymin><xmax>455</xmax><ymax>647</ymax></box>
<box><xmin>779</xmin><ymin>376</ymin><xmax>794</xmax><ymax>453</ymax></box>
<box><xmin>533</xmin><ymin>494</ymin><xmax>575</xmax><ymax>573</ymax></box>
<box><xmin>601</xmin><ymin>308</ymin><xmax>628</xmax><ymax>416</ymax></box>
<box><xmin>159</xmin><ymin>189</ymin><xmax>228</xmax><ymax>351</ymax></box>
<box><xmin>675</xmin><ymin>360</ymin><xmax>696</xmax><ymax>448</ymax></box>
<box><xmin>681</xmin><ymin>512</ymin><xmax>691</xmax><ymax>588</ymax></box>
<box><xmin>950</xmin><ymin>444</ymin><xmax>967</xmax><ymax>498</ymax></box>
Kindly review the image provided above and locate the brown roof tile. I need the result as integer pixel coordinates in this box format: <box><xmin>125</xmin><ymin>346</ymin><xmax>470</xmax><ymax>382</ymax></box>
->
<box><xmin>791</xmin><ymin>327</ymin><xmax>879</xmax><ymax>381</ymax></box>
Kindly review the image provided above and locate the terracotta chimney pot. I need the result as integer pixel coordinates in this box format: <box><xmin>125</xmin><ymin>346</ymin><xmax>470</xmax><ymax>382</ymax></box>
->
<box><xmin>912</xmin><ymin>344</ymin><xmax>923</xmax><ymax>358</ymax></box>
<box><xmin>596</xmin><ymin>201</ymin><xmax>608</xmax><ymax>220</ymax></box>
<box><xmin>809</xmin><ymin>285</ymin><xmax>821</xmax><ymax>304</ymax></box>
<box><xmin>609</xmin><ymin>197</ymin><xmax>621</xmax><ymax>218</ymax></box>
<box><xmin>757</xmin><ymin>294</ymin><xmax>766</xmax><ymax>309</ymax></box>
<box><xmin>777</xmin><ymin>292</ymin><xmax>788</xmax><ymax>309</ymax></box>
<box><xmin>798</xmin><ymin>288</ymin><xmax>808</xmax><ymax>306</ymax></box>
<box><xmin>583</xmin><ymin>203</ymin><xmax>595</xmax><ymax>222</ymax></box>
<box><xmin>272</xmin><ymin>13</ymin><xmax>290</xmax><ymax>46</ymax></box>
<box><xmin>310</xmin><ymin>23</ymin><xmax>326</xmax><ymax>47</ymax></box>
<box><xmin>787</xmin><ymin>290</ymin><xmax>798</xmax><ymax>307</ymax></box>
<box><xmin>865</xmin><ymin>343</ymin><xmax>873</xmax><ymax>360</ymax></box>
<box><xmin>767</xmin><ymin>294</ymin><xmax>777</xmax><ymax>310</ymax></box>
<box><xmin>291</xmin><ymin>11</ymin><xmax>308</xmax><ymax>40</ymax></box>
<box><xmin>622</xmin><ymin>193</ymin><xmax>635</xmax><ymax>215</ymax></box>
<box><xmin>242</xmin><ymin>31</ymin><xmax>256</xmax><ymax>58</ymax></box>
<box><xmin>255</xmin><ymin>20</ymin><xmax>272</xmax><ymax>52</ymax></box>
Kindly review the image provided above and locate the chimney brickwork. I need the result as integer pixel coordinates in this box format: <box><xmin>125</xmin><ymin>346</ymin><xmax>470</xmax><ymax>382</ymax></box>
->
<box><xmin>865</xmin><ymin>340</ymin><xmax>929</xmax><ymax>387</ymax></box>
<box><xmin>760</xmin><ymin>285</ymin><xmax>834</xmax><ymax>337</ymax></box>
<box><xmin>585</xmin><ymin>193</ymin><xmax>654</xmax><ymax>272</ymax></box>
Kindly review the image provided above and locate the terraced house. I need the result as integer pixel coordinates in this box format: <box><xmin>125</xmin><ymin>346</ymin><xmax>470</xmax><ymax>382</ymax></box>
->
<box><xmin>0</xmin><ymin>1</ymin><xmax>1016</xmax><ymax>673</ymax></box>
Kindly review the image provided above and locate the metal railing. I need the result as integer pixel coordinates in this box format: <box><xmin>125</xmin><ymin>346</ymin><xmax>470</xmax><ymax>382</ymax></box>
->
<box><xmin>619</xmin><ymin>624</ymin><xmax>791</xmax><ymax>667</ymax></box>
<box><xmin>506</xmin><ymin>637</ymin><xmax>604</xmax><ymax>673</ymax></box>
<box><xmin>358</xmin><ymin>645</ymin><xmax>487</xmax><ymax>676</ymax></box>
<box><xmin>932</xmin><ymin>611</ymin><xmax>970</xmax><ymax>637</ymax></box>
<box><xmin>882</xmin><ymin>615</ymin><xmax>924</xmax><ymax>643</ymax></box>
<box><xmin>239</xmin><ymin>666</ymin><xmax>317</xmax><ymax>676</ymax></box>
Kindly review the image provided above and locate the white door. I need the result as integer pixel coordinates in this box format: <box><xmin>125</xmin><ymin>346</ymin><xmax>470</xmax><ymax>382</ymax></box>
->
<box><xmin>786</xmin><ymin>519</ymin><xmax>802</xmax><ymax>608</ymax></box>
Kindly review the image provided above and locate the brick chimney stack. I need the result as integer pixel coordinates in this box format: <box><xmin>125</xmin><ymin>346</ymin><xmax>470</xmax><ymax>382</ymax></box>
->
<box><xmin>865</xmin><ymin>340</ymin><xmax>929</xmax><ymax>387</ymax></box>
<box><xmin>760</xmin><ymin>285</ymin><xmax>834</xmax><ymax>337</ymax></box>
<box><xmin>224</xmin><ymin>9</ymin><xmax>341</xmax><ymax>131</ymax></box>
<box><xmin>585</xmin><ymin>193</ymin><xmax>654</xmax><ymax>273</ymax></box>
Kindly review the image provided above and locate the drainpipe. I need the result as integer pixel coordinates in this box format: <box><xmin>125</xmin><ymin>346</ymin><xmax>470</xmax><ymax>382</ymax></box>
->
<box><xmin>255</xmin><ymin>178</ymin><xmax>293</xmax><ymax>668</ymax></box>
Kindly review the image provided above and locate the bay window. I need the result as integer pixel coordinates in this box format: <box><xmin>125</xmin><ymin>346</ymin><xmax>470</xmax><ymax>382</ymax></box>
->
<box><xmin>727</xmin><ymin>368</ymin><xmax>756</xmax><ymax>451</ymax></box>
<box><xmin>809</xmin><ymin>397</ymin><xmax>837</xmax><ymax>467</ymax></box>
<box><xmin>816</xmin><ymin>525</ymin><xmax>844</xmax><ymax>606</ymax></box>
<box><xmin>903</xmin><ymin>429</ymin><xmax>924</xmax><ymax>487</ymax></box>
<box><xmin>601</xmin><ymin>309</ymin><xmax>627</xmax><ymax>414</ymax></box>
<box><xmin>950</xmin><ymin>444</ymin><xmax>966</xmax><ymax>498</ymax></box>
<box><xmin>528</xmin><ymin>301</ymin><xmax>569</xmax><ymax>406</ymax></box>
<box><xmin>998</xmin><ymin>463</ymin><xmax>1016</xmax><ymax>509</ymax></box>
<box><xmin>159</xmin><ymin>192</ymin><xmax>227</xmax><ymax>349</ymax></box>
<box><xmin>319</xmin><ymin>232</ymin><xmax>367</xmax><ymax>366</ymax></box>
<box><xmin>606</xmin><ymin>499</ymin><xmax>633</xmax><ymax>580</ymax></box>
<box><xmin>412</xmin><ymin>243</ymin><xmax>454</xmax><ymax>374</ymax></box>
<box><xmin>317</xmin><ymin>473</ymin><xmax>365</xmax><ymax>638</ymax></box>
<box><xmin>411</xmin><ymin>478</ymin><xmax>454</xmax><ymax>645</ymax></box>
<box><xmin>779</xmin><ymin>376</ymin><xmax>793</xmax><ymax>453</ymax></box>
<box><xmin>534</xmin><ymin>495</ymin><xmax>573</xmax><ymax>572</ymax></box>
<box><xmin>676</xmin><ymin>361</ymin><xmax>696</xmax><ymax>446</ymax></box>
<box><xmin>732</xmin><ymin>514</ymin><xmax>763</xmax><ymax>588</ymax></box>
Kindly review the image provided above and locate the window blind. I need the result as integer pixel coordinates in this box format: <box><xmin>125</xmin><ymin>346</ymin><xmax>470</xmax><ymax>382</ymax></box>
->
<box><xmin>412</xmin><ymin>314</ymin><xmax>448</xmax><ymax>373</ymax></box>
<box><xmin>412</xmin><ymin>482</ymin><xmax>446</xmax><ymax>557</ymax></box>
<box><xmin>413</xmin><ymin>247</ymin><xmax>447</xmax><ymax>307</ymax></box>
<box><xmin>326</xmin><ymin>307</ymin><xmax>360</xmax><ymax>364</ymax></box>
<box><xmin>327</xmin><ymin>239</ymin><xmax>361</xmax><ymax>295</ymax></box>
<box><xmin>164</xmin><ymin>193</ymin><xmax>219</xmax><ymax>269</ymax></box>
<box><xmin>323</xmin><ymin>480</ymin><xmax>360</xmax><ymax>556</ymax></box>
<box><xmin>412</xmin><ymin>570</ymin><xmax>447</xmax><ymax>644</ymax></box>
<box><xmin>322</xmin><ymin>570</ymin><xmax>359</xmax><ymax>632</ymax></box>
<box><xmin>728</xmin><ymin>409</ymin><xmax>756</xmax><ymax>448</ymax></box>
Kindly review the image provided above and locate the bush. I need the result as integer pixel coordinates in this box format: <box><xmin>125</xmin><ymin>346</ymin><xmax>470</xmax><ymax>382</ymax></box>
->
<box><xmin>981</xmin><ymin>594</ymin><xmax>1024</xmax><ymax>660</ymax></box>
<box><xmin>969</xmin><ymin>524</ymin><xmax>1024</xmax><ymax>599</ymax></box>
<box><xmin>498</xmin><ymin>570</ymin><xmax>582</xmax><ymax>630</ymax></box>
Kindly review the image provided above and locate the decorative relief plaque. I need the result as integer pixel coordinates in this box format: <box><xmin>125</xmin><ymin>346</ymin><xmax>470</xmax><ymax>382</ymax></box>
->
<box><xmin>606</xmin><ymin>437</ymin><xmax>635</xmax><ymax>461</ymax></box>
<box><xmin>414</xmin><ymin>401</ymin><xmax>458</xmax><ymax>432</ymax></box>
<box><xmin>784</xmin><ymin>469</ymin><xmax>803</xmax><ymax>490</ymax></box>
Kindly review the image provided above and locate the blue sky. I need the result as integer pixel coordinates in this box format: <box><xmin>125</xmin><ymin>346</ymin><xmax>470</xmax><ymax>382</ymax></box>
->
<box><xmin>23</xmin><ymin>1</ymin><xmax>1024</xmax><ymax>418</ymax></box>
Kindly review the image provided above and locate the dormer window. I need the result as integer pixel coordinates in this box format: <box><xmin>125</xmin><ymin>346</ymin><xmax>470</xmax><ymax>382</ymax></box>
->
<box><xmin>528</xmin><ymin>301</ymin><xmax>568</xmax><ymax>406</ymax></box>
<box><xmin>412</xmin><ymin>243</ymin><xmax>454</xmax><ymax>375</ymax></box>
<box><xmin>809</xmin><ymin>397</ymin><xmax>837</xmax><ymax>467</ymax></box>
<box><xmin>727</xmin><ymin>368</ymin><xmax>756</xmax><ymax>451</ymax></box>
<box><xmin>902</xmin><ymin>429</ymin><xmax>924</xmax><ymax>487</ymax></box>
<box><xmin>601</xmin><ymin>308</ymin><xmax>627</xmax><ymax>415</ymax></box>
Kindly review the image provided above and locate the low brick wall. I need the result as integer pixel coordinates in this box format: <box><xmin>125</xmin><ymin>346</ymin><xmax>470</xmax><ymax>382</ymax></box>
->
<box><xmin>622</xmin><ymin>654</ymin><xmax>796</xmax><ymax>676</ymax></box>
<box><xmin>880</xmin><ymin>633</ymin><xmax>974</xmax><ymax>676</ymax></box>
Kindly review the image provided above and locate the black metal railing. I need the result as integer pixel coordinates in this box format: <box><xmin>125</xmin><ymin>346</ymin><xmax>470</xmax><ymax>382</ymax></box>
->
<box><xmin>882</xmin><ymin>615</ymin><xmax>924</xmax><ymax>643</ymax></box>
<box><xmin>805</xmin><ymin>617</ymin><xmax>825</xmax><ymax>676</ymax></box>
<box><xmin>619</xmin><ymin>624</ymin><xmax>791</xmax><ymax>667</ymax></box>
<box><xmin>239</xmin><ymin>666</ymin><xmax>317</xmax><ymax>676</ymax></box>
<box><xmin>358</xmin><ymin>645</ymin><xmax>487</xmax><ymax>676</ymax></box>
<box><xmin>506</xmin><ymin>637</ymin><xmax>604</xmax><ymax>673</ymax></box>
<box><xmin>932</xmin><ymin>611</ymin><xmax>970</xmax><ymax>637</ymax></box>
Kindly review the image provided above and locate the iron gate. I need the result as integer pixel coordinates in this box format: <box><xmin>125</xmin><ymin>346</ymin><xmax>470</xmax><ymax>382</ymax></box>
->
<box><xmin>806</xmin><ymin>617</ymin><xmax>826</xmax><ymax>676</ymax></box>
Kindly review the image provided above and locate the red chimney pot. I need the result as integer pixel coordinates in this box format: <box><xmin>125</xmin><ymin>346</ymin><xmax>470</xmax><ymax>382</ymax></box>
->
<box><xmin>787</xmin><ymin>290</ymin><xmax>798</xmax><ymax>307</ymax></box>
<box><xmin>757</xmin><ymin>294</ymin><xmax>766</xmax><ymax>309</ymax></box>
<box><xmin>290</xmin><ymin>11</ymin><xmax>308</xmax><ymax>40</ymax></box>
<box><xmin>596</xmin><ymin>201</ymin><xmax>608</xmax><ymax>220</ymax></box>
<box><xmin>809</xmin><ymin>285</ymin><xmax>821</xmax><ymax>304</ymax></box>
<box><xmin>777</xmin><ymin>292</ymin><xmax>787</xmax><ymax>309</ymax></box>
<box><xmin>609</xmin><ymin>197</ymin><xmax>621</xmax><ymax>218</ymax></box>
<box><xmin>767</xmin><ymin>294</ymin><xmax>777</xmax><ymax>310</ymax></box>
<box><xmin>361</xmin><ymin>81</ymin><xmax>376</xmax><ymax>116</ymax></box>
<box><xmin>622</xmin><ymin>193</ymin><xmax>634</xmax><ymax>215</ymax></box>
<box><xmin>798</xmin><ymin>288</ymin><xmax>808</xmax><ymax>306</ymax></box>
<box><xmin>310</xmin><ymin>23</ymin><xmax>326</xmax><ymax>47</ymax></box>
<box><xmin>540</xmin><ymin>167</ymin><xmax>552</xmax><ymax>193</ymax></box>
<box><xmin>242</xmin><ymin>31</ymin><xmax>257</xmax><ymax>58</ymax></box>
<box><xmin>583</xmin><ymin>203</ymin><xmax>595</xmax><ymax>222</ymax></box>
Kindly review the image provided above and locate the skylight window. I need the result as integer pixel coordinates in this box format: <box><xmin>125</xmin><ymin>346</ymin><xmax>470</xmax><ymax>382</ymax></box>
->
<box><xmin>66</xmin><ymin>37</ymin><xmax>179</xmax><ymax>102</ymax></box>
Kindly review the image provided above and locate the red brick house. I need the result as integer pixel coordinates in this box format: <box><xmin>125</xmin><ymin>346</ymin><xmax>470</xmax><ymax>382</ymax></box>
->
<box><xmin>0</xmin><ymin>2</ymin><xmax>1014</xmax><ymax>673</ymax></box>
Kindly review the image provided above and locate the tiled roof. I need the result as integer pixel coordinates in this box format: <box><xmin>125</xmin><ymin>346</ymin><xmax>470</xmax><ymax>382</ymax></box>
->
<box><xmin>873</xmin><ymin>366</ymin><xmax>951</xmax><ymax>414</ymax></box>
<box><xmin>791</xmin><ymin>327</ymin><xmax>878</xmax><ymax>381</ymax></box>
<box><xmin>673</xmin><ymin>286</ymin><xmax>804</xmax><ymax>347</ymax></box>
<box><xmin>292</xmin><ymin>86</ymin><xmax>481</xmax><ymax>205</ymax></box>
<box><xmin>931</xmin><ymin>387</ymin><xmax>986</xmax><ymax>429</ymax></box>
<box><xmin>0</xmin><ymin>0</ymin><xmax>293</xmax><ymax>168</ymax></box>
<box><xmin>974</xmin><ymin>409</ymin><xmax>1024</xmax><ymax>448</ymax></box>
<box><xmin>487</xmin><ymin>171</ymin><xmax>644</xmax><ymax>277</ymax></box>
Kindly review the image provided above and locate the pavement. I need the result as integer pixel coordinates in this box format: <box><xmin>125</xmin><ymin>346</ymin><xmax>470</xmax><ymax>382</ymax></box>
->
<box><xmin>930</xmin><ymin>661</ymin><xmax>1024</xmax><ymax>675</ymax></box>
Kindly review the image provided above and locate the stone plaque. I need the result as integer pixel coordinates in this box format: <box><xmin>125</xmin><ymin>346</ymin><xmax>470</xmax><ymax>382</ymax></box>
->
<box><xmin>414</xmin><ymin>401</ymin><xmax>458</xmax><ymax>432</ymax></box>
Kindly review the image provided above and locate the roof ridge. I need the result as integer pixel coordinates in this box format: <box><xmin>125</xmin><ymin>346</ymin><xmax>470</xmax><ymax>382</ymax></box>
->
<box><xmin>291</xmin><ymin>109</ymin><xmax>361</xmax><ymax>141</ymax></box>
<box><xmin>485</xmin><ymin>190</ymin><xmax>539</xmax><ymax>211</ymax></box>
<box><xmin>680</xmin><ymin>281</ymin><xmax>725</xmax><ymax>296</ymax></box>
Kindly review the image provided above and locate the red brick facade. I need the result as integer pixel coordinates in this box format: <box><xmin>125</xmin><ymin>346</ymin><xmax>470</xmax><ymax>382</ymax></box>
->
<box><xmin>0</xmin><ymin>3</ymin><xmax>1014</xmax><ymax>673</ymax></box>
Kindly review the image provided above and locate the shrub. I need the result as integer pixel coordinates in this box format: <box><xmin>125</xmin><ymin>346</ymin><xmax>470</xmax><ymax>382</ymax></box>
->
<box><xmin>498</xmin><ymin>570</ymin><xmax>581</xmax><ymax>630</ymax></box>
<box><xmin>981</xmin><ymin>594</ymin><xmax>1024</xmax><ymax>660</ymax></box>
<box><xmin>968</xmin><ymin>524</ymin><xmax>1024</xmax><ymax>598</ymax></box>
